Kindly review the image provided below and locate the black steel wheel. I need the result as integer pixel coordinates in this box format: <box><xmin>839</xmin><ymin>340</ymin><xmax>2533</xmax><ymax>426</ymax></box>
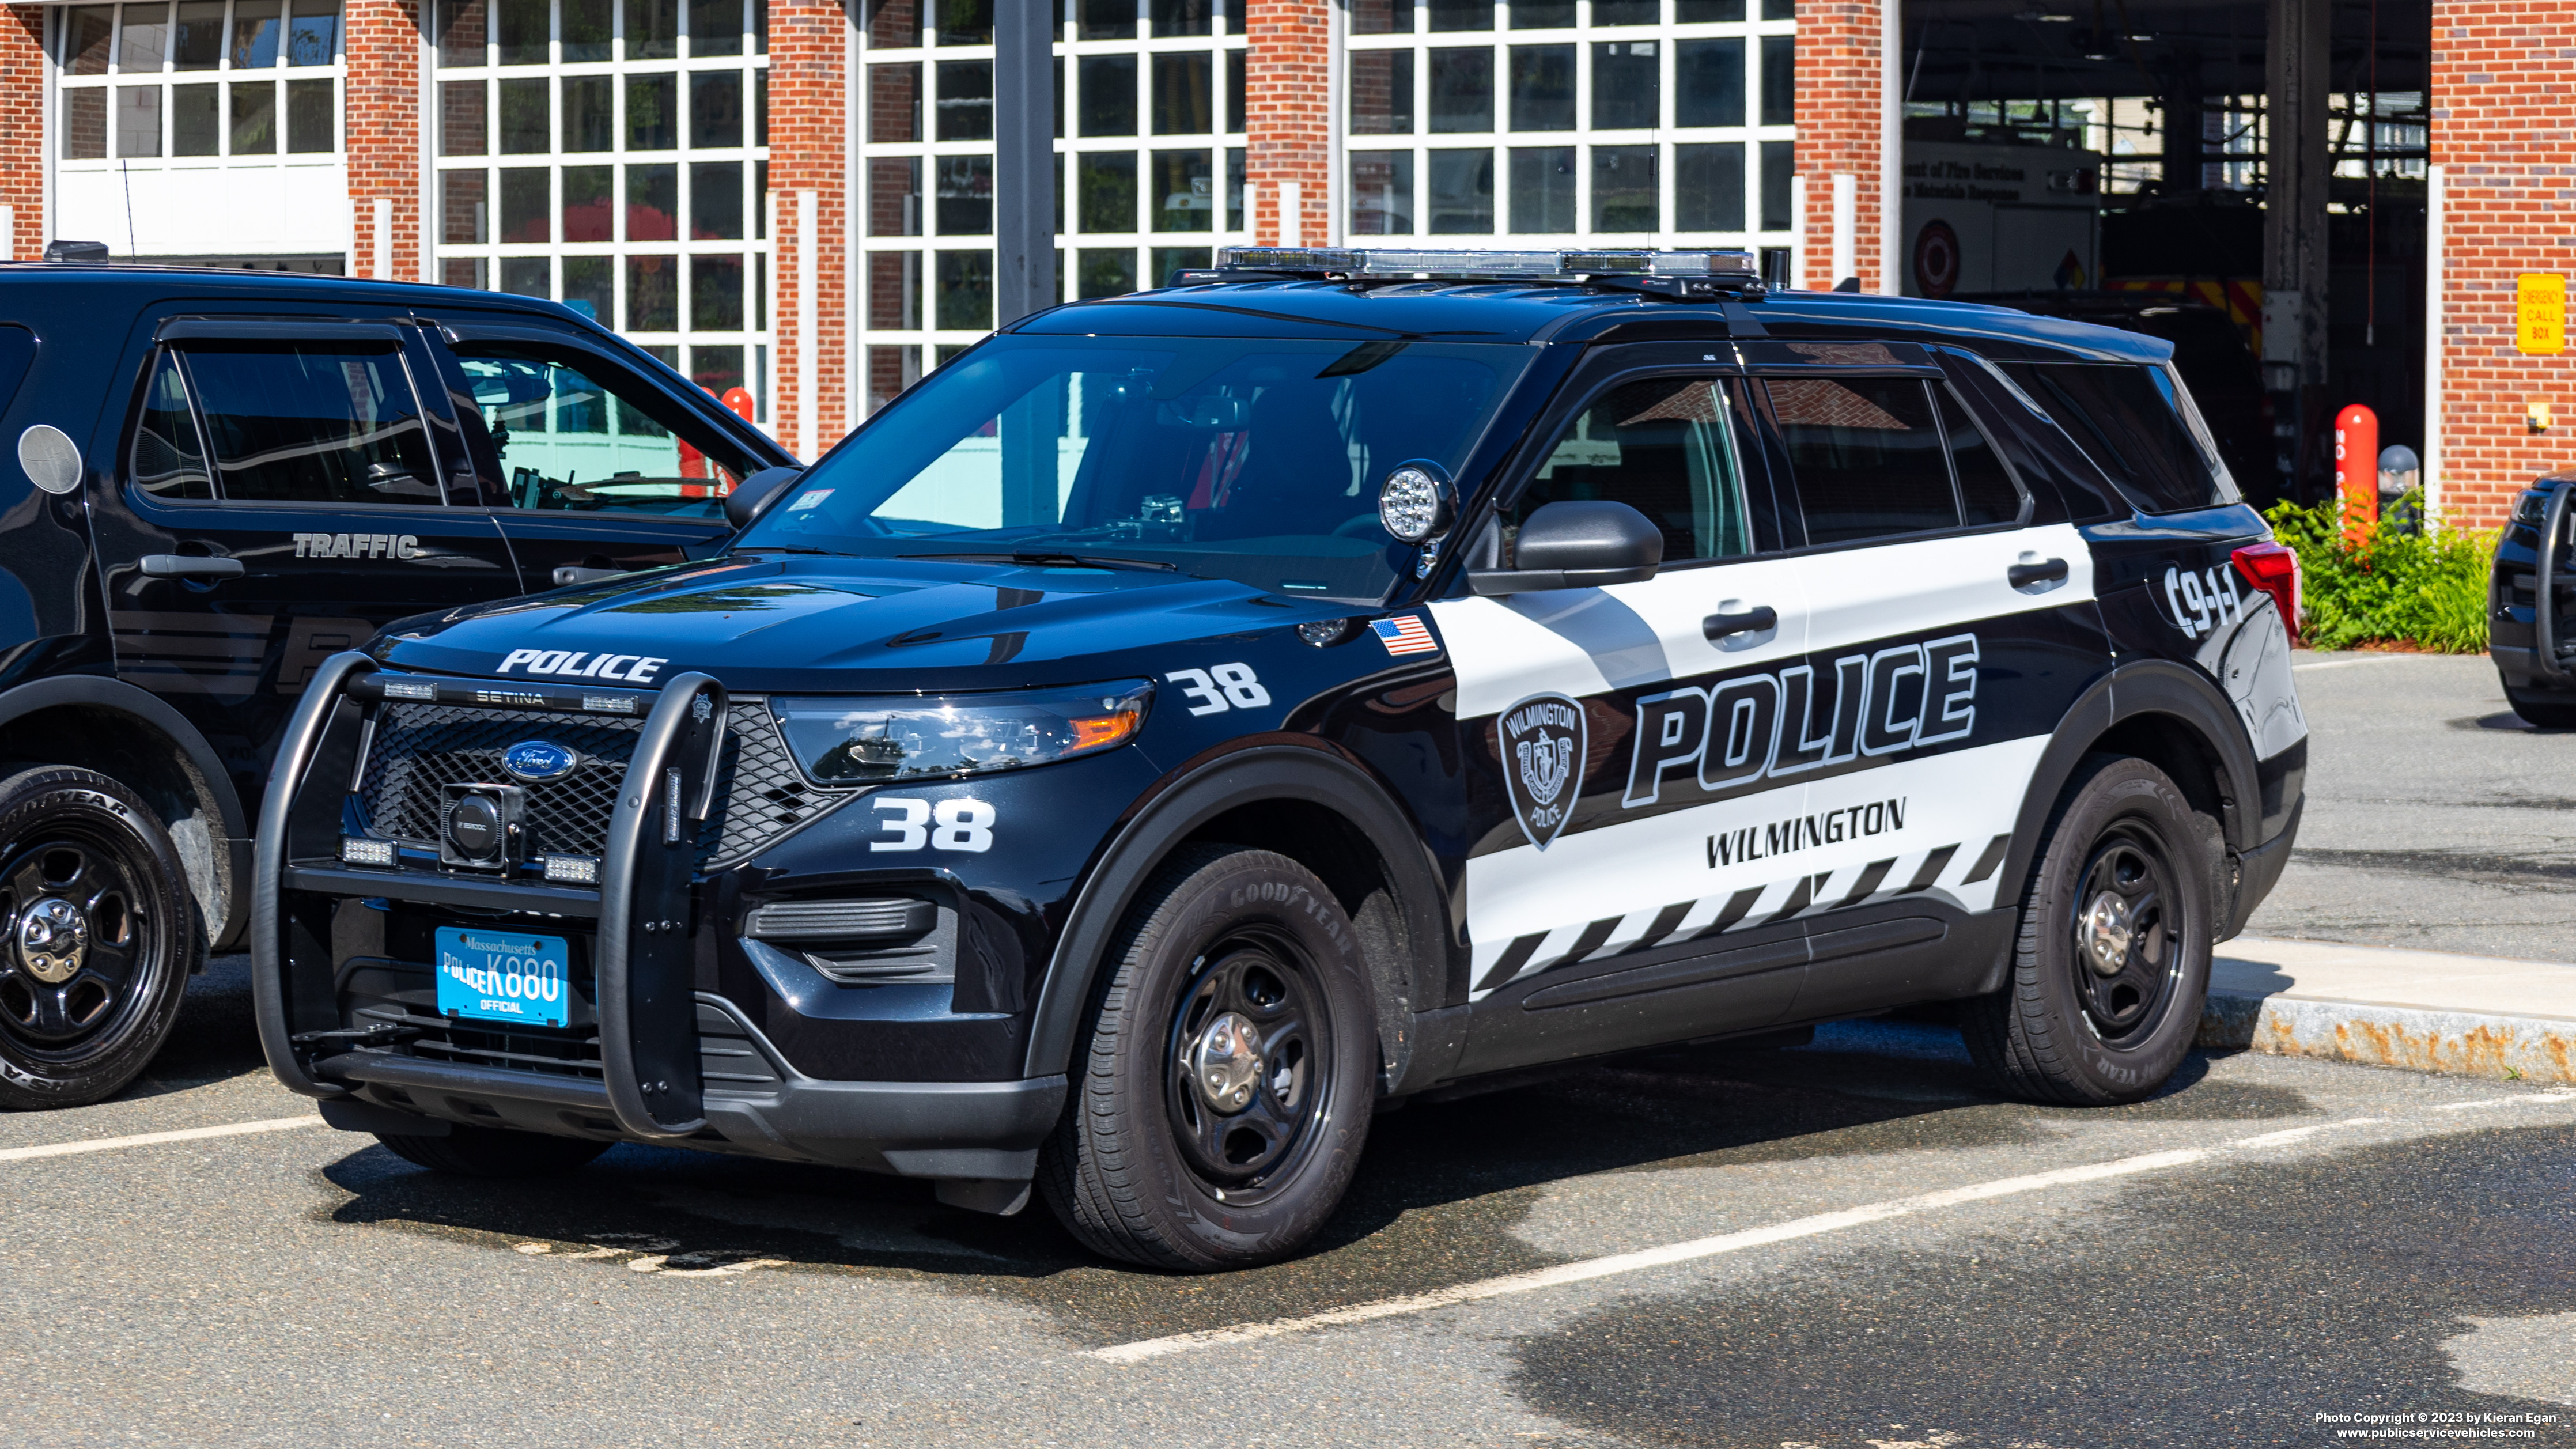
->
<box><xmin>1040</xmin><ymin>845</ymin><xmax>1375</xmax><ymax>1271</ymax></box>
<box><xmin>0</xmin><ymin>766</ymin><xmax>198</xmax><ymax>1110</ymax></box>
<box><xmin>1964</xmin><ymin>754</ymin><xmax>2213</xmax><ymax>1106</ymax></box>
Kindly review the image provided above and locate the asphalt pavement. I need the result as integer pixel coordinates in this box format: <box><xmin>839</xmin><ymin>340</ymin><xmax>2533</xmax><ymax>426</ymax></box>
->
<box><xmin>9</xmin><ymin>644</ymin><xmax>2576</xmax><ymax>1448</ymax></box>
<box><xmin>2245</xmin><ymin>649</ymin><xmax>2576</xmax><ymax>960</ymax></box>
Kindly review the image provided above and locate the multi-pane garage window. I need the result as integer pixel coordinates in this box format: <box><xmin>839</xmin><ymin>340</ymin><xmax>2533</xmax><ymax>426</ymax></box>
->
<box><xmin>430</xmin><ymin>0</ymin><xmax>772</xmax><ymax>410</ymax></box>
<box><xmin>54</xmin><ymin>0</ymin><xmax>343</xmax><ymax>164</ymax></box>
<box><xmin>856</xmin><ymin>0</ymin><xmax>1247</xmax><ymax>415</ymax></box>
<box><xmin>1343</xmin><ymin>0</ymin><xmax>1794</xmax><ymax>248</ymax></box>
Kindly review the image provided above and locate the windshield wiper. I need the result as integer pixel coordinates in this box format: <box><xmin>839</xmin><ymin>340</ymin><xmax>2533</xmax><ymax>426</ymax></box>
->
<box><xmin>902</xmin><ymin>550</ymin><xmax>1180</xmax><ymax>573</ymax></box>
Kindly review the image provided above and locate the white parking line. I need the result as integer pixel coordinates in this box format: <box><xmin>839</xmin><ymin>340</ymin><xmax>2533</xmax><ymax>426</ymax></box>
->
<box><xmin>2292</xmin><ymin>655</ymin><xmax>2417</xmax><ymax>672</ymax></box>
<box><xmin>1088</xmin><ymin>1147</ymin><xmax>2210</xmax><ymax>1364</ymax></box>
<box><xmin>0</xmin><ymin>1115</ymin><xmax>323</xmax><ymax>1164</ymax></box>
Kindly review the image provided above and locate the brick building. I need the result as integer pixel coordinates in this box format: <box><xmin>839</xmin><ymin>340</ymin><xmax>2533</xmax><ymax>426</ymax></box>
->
<box><xmin>2</xmin><ymin>0</ymin><xmax>2566</xmax><ymax>524</ymax></box>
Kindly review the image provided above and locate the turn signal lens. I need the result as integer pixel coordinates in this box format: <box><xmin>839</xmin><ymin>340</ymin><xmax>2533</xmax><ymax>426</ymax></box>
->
<box><xmin>2231</xmin><ymin>541</ymin><xmax>2301</xmax><ymax>638</ymax></box>
<box><xmin>1067</xmin><ymin>710</ymin><xmax>1143</xmax><ymax>752</ymax></box>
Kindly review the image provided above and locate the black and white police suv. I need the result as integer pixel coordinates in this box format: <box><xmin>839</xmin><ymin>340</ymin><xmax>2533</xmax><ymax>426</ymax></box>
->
<box><xmin>0</xmin><ymin>260</ymin><xmax>794</xmax><ymax>1110</ymax></box>
<box><xmin>252</xmin><ymin>247</ymin><xmax>2308</xmax><ymax>1270</ymax></box>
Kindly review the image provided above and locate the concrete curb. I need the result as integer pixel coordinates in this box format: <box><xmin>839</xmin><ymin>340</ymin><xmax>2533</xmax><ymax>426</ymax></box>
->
<box><xmin>2199</xmin><ymin>991</ymin><xmax>2576</xmax><ymax>1085</ymax></box>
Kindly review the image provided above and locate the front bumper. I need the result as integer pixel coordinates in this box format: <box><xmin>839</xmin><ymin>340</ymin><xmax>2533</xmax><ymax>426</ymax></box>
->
<box><xmin>251</xmin><ymin>653</ymin><xmax>1066</xmax><ymax>1193</ymax></box>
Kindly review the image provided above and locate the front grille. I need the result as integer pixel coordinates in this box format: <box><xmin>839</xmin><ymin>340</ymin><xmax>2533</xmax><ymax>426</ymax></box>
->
<box><xmin>355</xmin><ymin>698</ymin><xmax>854</xmax><ymax>867</ymax></box>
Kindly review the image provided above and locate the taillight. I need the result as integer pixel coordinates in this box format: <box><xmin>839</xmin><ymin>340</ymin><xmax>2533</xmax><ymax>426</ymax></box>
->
<box><xmin>2233</xmin><ymin>542</ymin><xmax>2301</xmax><ymax>639</ymax></box>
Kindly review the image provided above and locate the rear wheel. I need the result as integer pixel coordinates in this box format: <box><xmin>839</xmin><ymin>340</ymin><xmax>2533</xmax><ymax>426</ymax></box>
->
<box><xmin>0</xmin><ymin>766</ymin><xmax>198</xmax><ymax>1110</ymax></box>
<box><xmin>1039</xmin><ymin>846</ymin><xmax>1376</xmax><ymax>1271</ymax></box>
<box><xmin>373</xmin><ymin>1124</ymin><xmax>611</xmax><ymax>1178</ymax></box>
<box><xmin>1964</xmin><ymin>754</ymin><xmax>2213</xmax><ymax>1106</ymax></box>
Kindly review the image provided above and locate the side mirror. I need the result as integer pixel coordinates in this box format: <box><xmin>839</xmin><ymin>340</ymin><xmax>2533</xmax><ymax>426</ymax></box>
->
<box><xmin>1467</xmin><ymin>500</ymin><xmax>1662</xmax><ymax>596</ymax></box>
<box><xmin>724</xmin><ymin>466</ymin><xmax>805</xmax><ymax>531</ymax></box>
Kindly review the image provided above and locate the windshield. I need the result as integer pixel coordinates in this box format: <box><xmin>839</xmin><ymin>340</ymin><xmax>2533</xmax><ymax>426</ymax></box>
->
<box><xmin>739</xmin><ymin>334</ymin><xmax>1534</xmax><ymax>599</ymax></box>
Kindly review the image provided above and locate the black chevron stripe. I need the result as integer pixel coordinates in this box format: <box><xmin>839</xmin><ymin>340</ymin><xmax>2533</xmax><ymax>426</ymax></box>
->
<box><xmin>1764</xmin><ymin>872</ymin><xmax>1832</xmax><ymax>926</ymax></box>
<box><xmin>1476</xmin><ymin>933</ymin><xmax>1547</xmax><ymax>994</ymax></box>
<box><xmin>1698</xmin><ymin>886</ymin><xmax>1765</xmax><ymax>937</ymax></box>
<box><xmin>1839</xmin><ymin>858</ymin><xmax>1897</xmax><ymax>907</ymax></box>
<box><xmin>1638</xmin><ymin>899</ymin><xmax>1696</xmax><ymax>950</ymax></box>
<box><xmin>1551</xmin><ymin>915</ymin><xmax>1623</xmax><ymax>971</ymax></box>
<box><xmin>1898</xmin><ymin>843</ymin><xmax>1960</xmax><ymax>894</ymax></box>
<box><xmin>1960</xmin><ymin>833</ymin><xmax>2013</xmax><ymax>885</ymax></box>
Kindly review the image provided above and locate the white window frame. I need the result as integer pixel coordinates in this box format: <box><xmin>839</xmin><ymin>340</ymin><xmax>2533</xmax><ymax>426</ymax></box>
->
<box><xmin>51</xmin><ymin>0</ymin><xmax>347</xmax><ymax>175</ymax></box>
<box><xmin>1338</xmin><ymin>0</ymin><xmax>1795</xmax><ymax>254</ymax></box>
<box><xmin>427</xmin><ymin>0</ymin><xmax>774</xmax><ymax>417</ymax></box>
<box><xmin>856</xmin><ymin>1</ymin><xmax>1250</xmax><ymax>413</ymax></box>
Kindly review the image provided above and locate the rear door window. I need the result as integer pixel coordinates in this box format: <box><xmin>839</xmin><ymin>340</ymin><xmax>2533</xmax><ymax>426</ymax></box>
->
<box><xmin>1762</xmin><ymin>376</ymin><xmax>1961</xmax><ymax>546</ymax></box>
<box><xmin>183</xmin><ymin>342</ymin><xmax>447</xmax><ymax>505</ymax></box>
<box><xmin>1995</xmin><ymin>360</ymin><xmax>2237</xmax><ymax>514</ymax></box>
<box><xmin>131</xmin><ymin>349</ymin><xmax>214</xmax><ymax>501</ymax></box>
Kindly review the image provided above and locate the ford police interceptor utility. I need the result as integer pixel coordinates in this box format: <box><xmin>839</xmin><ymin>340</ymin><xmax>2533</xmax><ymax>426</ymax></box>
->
<box><xmin>251</xmin><ymin>248</ymin><xmax>2307</xmax><ymax>1271</ymax></box>
<box><xmin>0</xmin><ymin>261</ymin><xmax>796</xmax><ymax>1111</ymax></box>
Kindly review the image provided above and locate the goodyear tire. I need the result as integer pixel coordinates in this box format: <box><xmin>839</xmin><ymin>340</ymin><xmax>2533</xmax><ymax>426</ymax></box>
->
<box><xmin>0</xmin><ymin>766</ymin><xmax>199</xmax><ymax>1111</ymax></box>
<box><xmin>1039</xmin><ymin>845</ymin><xmax>1375</xmax><ymax>1271</ymax></box>
<box><xmin>1964</xmin><ymin>754</ymin><xmax>2213</xmax><ymax>1106</ymax></box>
<box><xmin>373</xmin><ymin>1125</ymin><xmax>612</xmax><ymax>1177</ymax></box>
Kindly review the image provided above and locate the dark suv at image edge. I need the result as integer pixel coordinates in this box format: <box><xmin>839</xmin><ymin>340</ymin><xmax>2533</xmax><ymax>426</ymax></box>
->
<box><xmin>0</xmin><ymin>264</ymin><xmax>795</xmax><ymax>1107</ymax></box>
<box><xmin>248</xmin><ymin>248</ymin><xmax>2308</xmax><ymax>1270</ymax></box>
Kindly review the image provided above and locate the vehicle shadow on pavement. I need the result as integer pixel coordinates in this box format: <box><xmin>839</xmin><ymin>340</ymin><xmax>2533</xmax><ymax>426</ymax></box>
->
<box><xmin>305</xmin><ymin>1019</ymin><xmax>2316</xmax><ymax>1350</ymax></box>
<box><xmin>113</xmin><ymin>955</ymin><xmax>272</xmax><ymax>1103</ymax></box>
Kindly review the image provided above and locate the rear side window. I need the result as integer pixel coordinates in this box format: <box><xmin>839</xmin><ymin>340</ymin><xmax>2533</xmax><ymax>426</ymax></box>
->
<box><xmin>185</xmin><ymin>343</ymin><xmax>445</xmax><ymax>505</ymax></box>
<box><xmin>1996</xmin><ymin>361</ymin><xmax>2237</xmax><ymax>514</ymax></box>
<box><xmin>132</xmin><ymin>350</ymin><xmax>214</xmax><ymax>501</ymax></box>
<box><xmin>1763</xmin><ymin>376</ymin><xmax>1961</xmax><ymax>546</ymax></box>
<box><xmin>0</xmin><ymin>324</ymin><xmax>35</xmax><ymax>422</ymax></box>
<box><xmin>1934</xmin><ymin>385</ymin><xmax>2023</xmax><ymax>526</ymax></box>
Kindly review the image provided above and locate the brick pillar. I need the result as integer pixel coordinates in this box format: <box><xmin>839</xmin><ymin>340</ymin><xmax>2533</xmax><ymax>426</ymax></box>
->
<box><xmin>1</xmin><ymin>7</ymin><xmax>46</xmax><ymax>260</ymax></box>
<box><xmin>342</xmin><ymin>0</ymin><xmax>423</xmax><ymax>279</ymax></box>
<box><xmin>1791</xmin><ymin>0</ymin><xmax>1889</xmax><ymax>293</ymax></box>
<box><xmin>2426</xmin><ymin>0</ymin><xmax>2576</xmax><ymax>529</ymax></box>
<box><xmin>1246</xmin><ymin>0</ymin><xmax>1330</xmax><ymax>248</ymax></box>
<box><xmin>769</xmin><ymin>0</ymin><xmax>850</xmax><ymax>460</ymax></box>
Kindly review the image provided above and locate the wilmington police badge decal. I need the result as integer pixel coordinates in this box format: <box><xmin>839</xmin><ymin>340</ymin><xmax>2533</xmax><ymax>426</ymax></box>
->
<box><xmin>1499</xmin><ymin>693</ymin><xmax>1586</xmax><ymax>852</ymax></box>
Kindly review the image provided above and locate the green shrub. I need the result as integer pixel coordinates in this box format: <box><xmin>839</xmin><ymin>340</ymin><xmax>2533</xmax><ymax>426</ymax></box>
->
<box><xmin>2261</xmin><ymin>491</ymin><xmax>2495</xmax><ymax>653</ymax></box>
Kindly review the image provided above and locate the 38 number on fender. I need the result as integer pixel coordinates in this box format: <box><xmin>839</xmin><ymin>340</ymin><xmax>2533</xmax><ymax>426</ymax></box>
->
<box><xmin>869</xmin><ymin>797</ymin><xmax>996</xmax><ymax>853</ymax></box>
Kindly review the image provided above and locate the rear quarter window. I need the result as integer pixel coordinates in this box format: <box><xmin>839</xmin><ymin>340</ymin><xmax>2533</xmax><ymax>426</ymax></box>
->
<box><xmin>1996</xmin><ymin>360</ymin><xmax>2238</xmax><ymax>515</ymax></box>
<box><xmin>0</xmin><ymin>324</ymin><xmax>34</xmax><ymax>421</ymax></box>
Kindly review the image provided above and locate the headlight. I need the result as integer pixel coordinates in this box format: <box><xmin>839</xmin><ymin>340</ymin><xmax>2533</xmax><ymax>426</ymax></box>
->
<box><xmin>774</xmin><ymin>680</ymin><xmax>1154</xmax><ymax>784</ymax></box>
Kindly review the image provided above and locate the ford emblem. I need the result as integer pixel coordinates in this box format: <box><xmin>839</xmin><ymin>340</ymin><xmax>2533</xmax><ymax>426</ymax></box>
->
<box><xmin>502</xmin><ymin>740</ymin><xmax>578</xmax><ymax>782</ymax></box>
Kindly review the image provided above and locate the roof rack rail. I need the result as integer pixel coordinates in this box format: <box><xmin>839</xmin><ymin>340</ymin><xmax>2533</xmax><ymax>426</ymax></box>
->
<box><xmin>1173</xmin><ymin>246</ymin><xmax>1766</xmax><ymax>301</ymax></box>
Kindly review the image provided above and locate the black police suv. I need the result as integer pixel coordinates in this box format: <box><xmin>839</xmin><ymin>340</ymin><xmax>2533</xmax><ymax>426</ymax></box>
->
<box><xmin>2489</xmin><ymin>470</ymin><xmax>2576</xmax><ymax>725</ymax></box>
<box><xmin>0</xmin><ymin>262</ymin><xmax>795</xmax><ymax>1108</ymax></box>
<box><xmin>252</xmin><ymin>248</ymin><xmax>2307</xmax><ymax>1271</ymax></box>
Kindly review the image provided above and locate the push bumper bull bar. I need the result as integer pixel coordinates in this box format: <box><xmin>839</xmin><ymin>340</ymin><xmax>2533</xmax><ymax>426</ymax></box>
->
<box><xmin>253</xmin><ymin>653</ymin><xmax>1066</xmax><ymax>1194</ymax></box>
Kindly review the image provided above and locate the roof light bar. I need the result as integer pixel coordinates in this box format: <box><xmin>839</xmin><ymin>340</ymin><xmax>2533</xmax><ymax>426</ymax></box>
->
<box><xmin>1213</xmin><ymin>245</ymin><xmax>1760</xmax><ymax>282</ymax></box>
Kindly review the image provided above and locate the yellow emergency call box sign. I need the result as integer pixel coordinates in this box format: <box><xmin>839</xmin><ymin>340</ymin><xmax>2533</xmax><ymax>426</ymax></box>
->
<box><xmin>2520</xmin><ymin>273</ymin><xmax>2567</xmax><ymax>355</ymax></box>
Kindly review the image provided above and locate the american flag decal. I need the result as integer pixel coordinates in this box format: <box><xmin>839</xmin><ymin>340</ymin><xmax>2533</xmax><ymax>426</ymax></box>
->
<box><xmin>1370</xmin><ymin>614</ymin><xmax>1440</xmax><ymax>657</ymax></box>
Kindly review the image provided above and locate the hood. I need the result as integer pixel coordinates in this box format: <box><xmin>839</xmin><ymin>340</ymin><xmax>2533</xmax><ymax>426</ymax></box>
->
<box><xmin>373</xmin><ymin>551</ymin><xmax>1340</xmax><ymax>694</ymax></box>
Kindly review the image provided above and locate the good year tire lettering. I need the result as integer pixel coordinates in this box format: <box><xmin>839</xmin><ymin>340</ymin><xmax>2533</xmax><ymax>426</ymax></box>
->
<box><xmin>869</xmin><ymin>797</ymin><xmax>996</xmax><ymax>852</ymax></box>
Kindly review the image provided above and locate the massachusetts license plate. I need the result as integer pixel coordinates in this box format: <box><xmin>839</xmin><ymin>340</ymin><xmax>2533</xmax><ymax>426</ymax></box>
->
<box><xmin>434</xmin><ymin>926</ymin><xmax>572</xmax><ymax>1028</ymax></box>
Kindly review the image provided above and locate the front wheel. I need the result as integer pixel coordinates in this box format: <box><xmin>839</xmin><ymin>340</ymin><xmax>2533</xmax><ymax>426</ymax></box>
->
<box><xmin>1039</xmin><ymin>846</ymin><xmax>1376</xmax><ymax>1271</ymax></box>
<box><xmin>1963</xmin><ymin>754</ymin><xmax>2214</xmax><ymax>1106</ymax></box>
<box><xmin>0</xmin><ymin>766</ymin><xmax>199</xmax><ymax>1110</ymax></box>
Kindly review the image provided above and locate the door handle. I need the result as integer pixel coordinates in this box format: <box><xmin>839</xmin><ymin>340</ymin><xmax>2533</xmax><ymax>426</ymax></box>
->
<box><xmin>2008</xmin><ymin>558</ymin><xmax>2070</xmax><ymax>590</ymax></box>
<box><xmin>139</xmin><ymin>554</ymin><xmax>245</xmax><ymax>578</ymax></box>
<box><xmin>1703</xmin><ymin>604</ymin><xmax>1777</xmax><ymax>641</ymax></box>
<box><xmin>553</xmin><ymin>565</ymin><xmax>628</xmax><ymax>587</ymax></box>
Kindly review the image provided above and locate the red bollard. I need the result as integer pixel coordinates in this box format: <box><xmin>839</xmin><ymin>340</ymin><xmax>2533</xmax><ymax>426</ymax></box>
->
<box><xmin>2335</xmin><ymin>404</ymin><xmax>2378</xmax><ymax>545</ymax></box>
